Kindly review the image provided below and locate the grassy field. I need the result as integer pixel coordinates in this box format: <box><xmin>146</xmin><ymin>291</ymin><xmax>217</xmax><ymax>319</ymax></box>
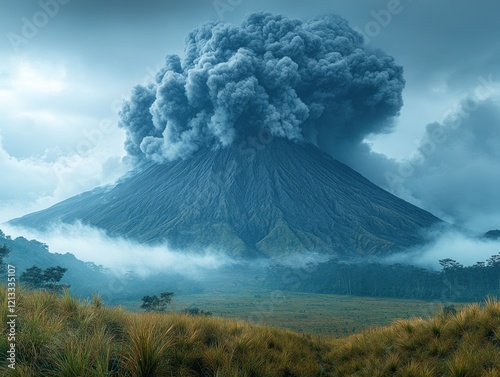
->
<box><xmin>1</xmin><ymin>286</ymin><xmax>499</xmax><ymax>376</ymax></box>
<box><xmin>121</xmin><ymin>287</ymin><xmax>462</xmax><ymax>337</ymax></box>
<box><xmin>117</xmin><ymin>266</ymin><xmax>464</xmax><ymax>337</ymax></box>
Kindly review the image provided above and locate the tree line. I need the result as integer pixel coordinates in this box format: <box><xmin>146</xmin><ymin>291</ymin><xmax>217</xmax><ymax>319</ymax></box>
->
<box><xmin>1</xmin><ymin>244</ymin><xmax>68</xmax><ymax>293</ymax></box>
<box><xmin>266</xmin><ymin>253</ymin><xmax>500</xmax><ymax>302</ymax></box>
<box><xmin>4</xmin><ymin>242</ymin><xmax>212</xmax><ymax>314</ymax></box>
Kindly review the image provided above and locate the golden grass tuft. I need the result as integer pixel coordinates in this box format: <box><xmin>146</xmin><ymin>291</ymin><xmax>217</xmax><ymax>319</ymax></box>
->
<box><xmin>122</xmin><ymin>314</ymin><xmax>173</xmax><ymax>377</ymax></box>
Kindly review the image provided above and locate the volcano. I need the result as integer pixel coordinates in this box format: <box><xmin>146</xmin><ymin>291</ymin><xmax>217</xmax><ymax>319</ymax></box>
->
<box><xmin>10</xmin><ymin>13</ymin><xmax>446</xmax><ymax>258</ymax></box>
<box><xmin>10</xmin><ymin>139</ymin><xmax>441</xmax><ymax>258</ymax></box>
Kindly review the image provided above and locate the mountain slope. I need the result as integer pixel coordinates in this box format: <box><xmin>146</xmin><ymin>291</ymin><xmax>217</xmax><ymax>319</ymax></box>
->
<box><xmin>10</xmin><ymin>139</ymin><xmax>441</xmax><ymax>257</ymax></box>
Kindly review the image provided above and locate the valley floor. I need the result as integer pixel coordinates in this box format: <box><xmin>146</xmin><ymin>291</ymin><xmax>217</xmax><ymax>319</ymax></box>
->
<box><xmin>121</xmin><ymin>287</ymin><xmax>463</xmax><ymax>337</ymax></box>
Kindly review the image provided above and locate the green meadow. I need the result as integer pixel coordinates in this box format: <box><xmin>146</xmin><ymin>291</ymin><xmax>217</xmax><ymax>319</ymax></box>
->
<box><xmin>122</xmin><ymin>287</ymin><xmax>462</xmax><ymax>337</ymax></box>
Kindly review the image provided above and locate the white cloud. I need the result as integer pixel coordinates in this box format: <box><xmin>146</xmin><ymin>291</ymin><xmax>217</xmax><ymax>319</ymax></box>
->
<box><xmin>385</xmin><ymin>230</ymin><xmax>500</xmax><ymax>270</ymax></box>
<box><xmin>0</xmin><ymin>136</ymin><xmax>57</xmax><ymax>200</ymax></box>
<box><xmin>0</xmin><ymin>56</ymin><xmax>130</xmax><ymax>223</ymax></box>
<box><xmin>3</xmin><ymin>222</ymin><xmax>235</xmax><ymax>277</ymax></box>
<box><xmin>9</xmin><ymin>60</ymin><xmax>67</xmax><ymax>94</ymax></box>
<box><xmin>0</xmin><ymin>58</ymin><xmax>116</xmax><ymax>157</ymax></box>
<box><xmin>0</xmin><ymin>134</ymin><xmax>128</xmax><ymax>223</ymax></box>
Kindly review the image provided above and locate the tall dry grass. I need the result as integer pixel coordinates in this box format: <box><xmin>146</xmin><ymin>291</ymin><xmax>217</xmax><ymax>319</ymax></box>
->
<box><xmin>326</xmin><ymin>297</ymin><xmax>500</xmax><ymax>376</ymax></box>
<box><xmin>0</xmin><ymin>286</ymin><xmax>323</xmax><ymax>376</ymax></box>
<box><xmin>1</xmin><ymin>286</ymin><xmax>499</xmax><ymax>376</ymax></box>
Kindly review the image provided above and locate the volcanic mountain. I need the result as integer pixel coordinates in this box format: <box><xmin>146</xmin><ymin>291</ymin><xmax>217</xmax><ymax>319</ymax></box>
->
<box><xmin>10</xmin><ymin>12</ymin><xmax>441</xmax><ymax>259</ymax></box>
<box><xmin>10</xmin><ymin>139</ymin><xmax>441</xmax><ymax>258</ymax></box>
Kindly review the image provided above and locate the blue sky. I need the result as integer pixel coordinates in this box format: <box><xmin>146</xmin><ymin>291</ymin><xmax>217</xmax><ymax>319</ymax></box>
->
<box><xmin>0</xmin><ymin>0</ymin><xmax>499</xmax><ymax>232</ymax></box>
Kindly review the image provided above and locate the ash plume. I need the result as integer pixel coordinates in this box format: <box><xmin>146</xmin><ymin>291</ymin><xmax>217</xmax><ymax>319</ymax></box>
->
<box><xmin>119</xmin><ymin>12</ymin><xmax>405</xmax><ymax>163</ymax></box>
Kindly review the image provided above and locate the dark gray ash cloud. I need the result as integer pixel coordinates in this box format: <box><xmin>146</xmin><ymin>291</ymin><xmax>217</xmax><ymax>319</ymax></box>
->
<box><xmin>118</xmin><ymin>12</ymin><xmax>405</xmax><ymax>163</ymax></box>
<box><xmin>348</xmin><ymin>96</ymin><xmax>500</xmax><ymax>233</ymax></box>
<box><xmin>391</xmin><ymin>98</ymin><xmax>500</xmax><ymax>232</ymax></box>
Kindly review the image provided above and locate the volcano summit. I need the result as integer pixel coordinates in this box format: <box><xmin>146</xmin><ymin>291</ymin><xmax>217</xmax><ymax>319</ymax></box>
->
<box><xmin>10</xmin><ymin>12</ymin><xmax>442</xmax><ymax>258</ymax></box>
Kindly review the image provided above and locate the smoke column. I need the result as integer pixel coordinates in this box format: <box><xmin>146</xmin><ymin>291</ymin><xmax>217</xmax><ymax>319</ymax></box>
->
<box><xmin>119</xmin><ymin>12</ymin><xmax>405</xmax><ymax>163</ymax></box>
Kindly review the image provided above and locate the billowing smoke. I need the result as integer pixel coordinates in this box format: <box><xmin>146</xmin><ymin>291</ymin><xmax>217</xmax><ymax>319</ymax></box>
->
<box><xmin>375</xmin><ymin>97</ymin><xmax>500</xmax><ymax>232</ymax></box>
<box><xmin>119</xmin><ymin>12</ymin><xmax>405</xmax><ymax>163</ymax></box>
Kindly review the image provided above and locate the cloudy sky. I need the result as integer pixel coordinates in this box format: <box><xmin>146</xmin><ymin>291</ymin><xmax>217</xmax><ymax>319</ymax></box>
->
<box><xmin>0</xmin><ymin>0</ymin><xmax>499</xmax><ymax>233</ymax></box>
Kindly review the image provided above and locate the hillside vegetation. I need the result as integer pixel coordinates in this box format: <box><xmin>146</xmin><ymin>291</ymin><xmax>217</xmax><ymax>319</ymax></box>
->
<box><xmin>267</xmin><ymin>253</ymin><xmax>500</xmax><ymax>302</ymax></box>
<box><xmin>1</xmin><ymin>287</ymin><xmax>499</xmax><ymax>376</ymax></box>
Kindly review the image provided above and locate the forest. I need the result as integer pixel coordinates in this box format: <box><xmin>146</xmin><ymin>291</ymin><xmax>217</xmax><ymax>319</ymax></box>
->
<box><xmin>266</xmin><ymin>253</ymin><xmax>500</xmax><ymax>302</ymax></box>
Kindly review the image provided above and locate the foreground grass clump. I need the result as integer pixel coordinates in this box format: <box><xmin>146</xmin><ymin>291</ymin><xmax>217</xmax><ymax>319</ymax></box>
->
<box><xmin>326</xmin><ymin>297</ymin><xmax>500</xmax><ymax>376</ymax></box>
<box><xmin>0</xmin><ymin>287</ymin><xmax>322</xmax><ymax>376</ymax></box>
<box><xmin>1</xmin><ymin>286</ymin><xmax>499</xmax><ymax>376</ymax></box>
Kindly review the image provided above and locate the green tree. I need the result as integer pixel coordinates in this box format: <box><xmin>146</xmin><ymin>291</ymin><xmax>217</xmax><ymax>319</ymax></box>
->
<box><xmin>181</xmin><ymin>307</ymin><xmax>213</xmax><ymax>316</ymax></box>
<box><xmin>0</xmin><ymin>244</ymin><xmax>10</xmax><ymax>273</ymax></box>
<box><xmin>140</xmin><ymin>292</ymin><xmax>174</xmax><ymax>312</ymax></box>
<box><xmin>43</xmin><ymin>266</ymin><xmax>68</xmax><ymax>291</ymax></box>
<box><xmin>20</xmin><ymin>266</ymin><xmax>44</xmax><ymax>288</ymax></box>
<box><xmin>20</xmin><ymin>265</ymin><xmax>69</xmax><ymax>293</ymax></box>
<box><xmin>439</xmin><ymin>258</ymin><xmax>463</xmax><ymax>270</ymax></box>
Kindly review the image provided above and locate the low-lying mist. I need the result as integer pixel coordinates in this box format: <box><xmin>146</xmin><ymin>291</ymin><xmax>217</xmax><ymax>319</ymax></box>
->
<box><xmin>383</xmin><ymin>229</ymin><xmax>500</xmax><ymax>270</ymax></box>
<box><xmin>6</xmin><ymin>221</ymin><xmax>498</xmax><ymax>277</ymax></box>
<box><xmin>4</xmin><ymin>220</ymin><xmax>499</xmax><ymax>304</ymax></box>
<box><xmin>3</xmin><ymin>221</ymin><xmax>236</xmax><ymax>279</ymax></box>
<box><xmin>2</xmin><ymin>222</ymin><xmax>332</xmax><ymax>303</ymax></box>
